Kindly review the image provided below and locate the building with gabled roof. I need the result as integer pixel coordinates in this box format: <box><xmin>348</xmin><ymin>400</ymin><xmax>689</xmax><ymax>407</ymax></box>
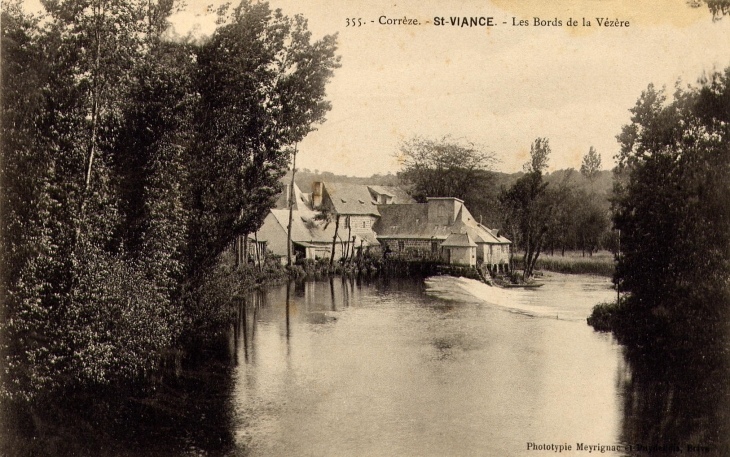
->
<box><xmin>231</xmin><ymin>180</ymin><xmax>508</xmax><ymax>269</ymax></box>
<box><xmin>316</xmin><ymin>181</ymin><xmax>381</xmax><ymax>216</ymax></box>
<box><xmin>373</xmin><ymin>197</ymin><xmax>511</xmax><ymax>270</ymax></box>
<box><xmin>441</xmin><ymin>232</ymin><xmax>478</xmax><ymax>266</ymax></box>
<box><xmin>367</xmin><ymin>185</ymin><xmax>414</xmax><ymax>205</ymax></box>
<box><xmin>310</xmin><ymin>181</ymin><xmax>414</xmax><ymax>250</ymax></box>
<box><xmin>274</xmin><ymin>181</ymin><xmax>312</xmax><ymax>211</ymax></box>
<box><xmin>235</xmin><ymin>181</ymin><xmax>414</xmax><ymax>264</ymax></box>
<box><xmin>253</xmin><ymin>209</ymin><xmax>341</xmax><ymax>262</ymax></box>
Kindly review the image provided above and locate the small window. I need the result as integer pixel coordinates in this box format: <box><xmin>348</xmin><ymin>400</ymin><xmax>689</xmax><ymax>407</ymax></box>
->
<box><xmin>398</xmin><ymin>241</ymin><xmax>405</xmax><ymax>252</ymax></box>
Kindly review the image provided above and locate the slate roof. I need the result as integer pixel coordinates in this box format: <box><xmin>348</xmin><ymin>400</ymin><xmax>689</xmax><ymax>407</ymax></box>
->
<box><xmin>354</xmin><ymin>231</ymin><xmax>380</xmax><ymax>246</ymax></box>
<box><xmin>479</xmin><ymin>225</ymin><xmax>511</xmax><ymax>244</ymax></box>
<box><xmin>268</xmin><ymin>209</ymin><xmax>379</xmax><ymax>247</ymax></box>
<box><xmin>374</xmin><ymin>203</ymin><xmax>511</xmax><ymax>245</ymax></box>
<box><xmin>373</xmin><ymin>204</ymin><xmax>453</xmax><ymax>240</ymax></box>
<box><xmin>367</xmin><ymin>185</ymin><xmax>415</xmax><ymax>204</ymax></box>
<box><xmin>269</xmin><ymin>209</ymin><xmax>335</xmax><ymax>244</ymax></box>
<box><xmin>441</xmin><ymin>232</ymin><xmax>477</xmax><ymax>247</ymax></box>
<box><xmin>323</xmin><ymin>182</ymin><xmax>380</xmax><ymax>216</ymax></box>
<box><xmin>274</xmin><ymin>182</ymin><xmax>312</xmax><ymax>211</ymax></box>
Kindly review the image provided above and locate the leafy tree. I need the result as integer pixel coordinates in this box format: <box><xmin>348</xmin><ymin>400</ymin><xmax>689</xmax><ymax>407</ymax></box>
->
<box><xmin>500</xmin><ymin>138</ymin><xmax>556</xmax><ymax>279</ymax></box>
<box><xmin>575</xmin><ymin>195</ymin><xmax>609</xmax><ymax>257</ymax></box>
<box><xmin>1</xmin><ymin>0</ymin><xmax>187</xmax><ymax>404</ymax></box>
<box><xmin>111</xmin><ymin>38</ymin><xmax>195</xmax><ymax>286</ymax></box>
<box><xmin>523</xmin><ymin>137</ymin><xmax>551</xmax><ymax>174</ymax></box>
<box><xmin>397</xmin><ymin>135</ymin><xmax>496</xmax><ymax>202</ymax></box>
<box><xmin>613</xmin><ymin>71</ymin><xmax>730</xmax><ymax>348</ymax></box>
<box><xmin>1</xmin><ymin>0</ymin><xmax>340</xmax><ymax>408</ymax></box>
<box><xmin>1</xmin><ymin>0</ymin><xmax>65</xmax><ymax>403</ymax></box>
<box><xmin>580</xmin><ymin>146</ymin><xmax>602</xmax><ymax>191</ymax></box>
<box><xmin>186</xmin><ymin>1</ymin><xmax>340</xmax><ymax>277</ymax></box>
<box><xmin>544</xmin><ymin>170</ymin><xmax>578</xmax><ymax>256</ymax></box>
<box><xmin>688</xmin><ymin>0</ymin><xmax>730</xmax><ymax>20</ymax></box>
<box><xmin>313</xmin><ymin>202</ymin><xmax>340</xmax><ymax>265</ymax></box>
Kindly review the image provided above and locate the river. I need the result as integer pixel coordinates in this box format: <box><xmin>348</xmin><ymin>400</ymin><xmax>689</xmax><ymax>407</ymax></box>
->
<box><xmin>225</xmin><ymin>273</ymin><xmax>644</xmax><ymax>456</ymax></box>
<box><xmin>6</xmin><ymin>273</ymin><xmax>728</xmax><ymax>456</ymax></box>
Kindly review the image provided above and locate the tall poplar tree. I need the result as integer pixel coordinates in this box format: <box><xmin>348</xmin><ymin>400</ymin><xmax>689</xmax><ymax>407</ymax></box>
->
<box><xmin>187</xmin><ymin>1</ymin><xmax>340</xmax><ymax>276</ymax></box>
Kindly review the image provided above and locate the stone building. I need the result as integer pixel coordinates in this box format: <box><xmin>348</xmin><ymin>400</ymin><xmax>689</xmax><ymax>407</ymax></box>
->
<box><xmin>373</xmin><ymin>197</ymin><xmax>511</xmax><ymax>270</ymax></box>
<box><xmin>441</xmin><ymin>233</ymin><xmax>477</xmax><ymax>267</ymax></box>
<box><xmin>236</xmin><ymin>181</ymin><xmax>415</xmax><ymax>264</ymax></box>
<box><xmin>231</xmin><ymin>181</ymin><xmax>509</xmax><ymax>269</ymax></box>
<box><xmin>311</xmin><ymin>181</ymin><xmax>415</xmax><ymax>252</ymax></box>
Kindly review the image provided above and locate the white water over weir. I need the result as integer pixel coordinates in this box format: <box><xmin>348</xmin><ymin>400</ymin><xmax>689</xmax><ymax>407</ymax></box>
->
<box><xmin>425</xmin><ymin>273</ymin><xmax>615</xmax><ymax>322</ymax></box>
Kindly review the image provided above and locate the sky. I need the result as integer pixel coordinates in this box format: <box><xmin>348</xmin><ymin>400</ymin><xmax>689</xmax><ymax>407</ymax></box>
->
<box><xmin>24</xmin><ymin>0</ymin><xmax>730</xmax><ymax>175</ymax></box>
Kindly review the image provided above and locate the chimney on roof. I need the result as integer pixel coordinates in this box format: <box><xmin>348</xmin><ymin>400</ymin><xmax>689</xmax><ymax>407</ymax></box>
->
<box><xmin>312</xmin><ymin>182</ymin><xmax>323</xmax><ymax>208</ymax></box>
<box><xmin>426</xmin><ymin>197</ymin><xmax>463</xmax><ymax>226</ymax></box>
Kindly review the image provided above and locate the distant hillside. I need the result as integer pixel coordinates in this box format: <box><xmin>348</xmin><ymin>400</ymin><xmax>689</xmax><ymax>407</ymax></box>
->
<box><xmin>288</xmin><ymin>170</ymin><xmax>400</xmax><ymax>193</ymax></box>
<box><xmin>544</xmin><ymin>169</ymin><xmax>613</xmax><ymax>200</ymax></box>
<box><xmin>489</xmin><ymin>169</ymin><xmax>612</xmax><ymax>196</ymax></box>
<box><xmin>286</xmin><ymin>168</ymin><xmax>614</xmax><ymax>213</ymax></box>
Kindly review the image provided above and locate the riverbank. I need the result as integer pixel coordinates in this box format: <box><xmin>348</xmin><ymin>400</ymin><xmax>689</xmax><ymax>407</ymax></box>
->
<box><xmin>517</xmin><ymin>251</ymin><xmax>615</xmax><ymax>277</ymax></box>
<box><xmin>287</xmin><ymin>253</ymin><xmax>384</xmax><ymax>280</ymax></box>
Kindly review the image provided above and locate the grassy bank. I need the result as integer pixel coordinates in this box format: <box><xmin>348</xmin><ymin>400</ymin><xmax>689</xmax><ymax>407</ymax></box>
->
<box><xmin>523</xmin><ymin>251</ymin><xmax>616</xmax><ymax>277</ymax></box>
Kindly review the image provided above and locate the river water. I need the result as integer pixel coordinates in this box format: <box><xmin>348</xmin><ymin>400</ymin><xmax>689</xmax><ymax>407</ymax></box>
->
<box><xmin>228</xmin><ymin>273</ymin><xmax>626</xmax><ymax>456</ymax></box>
<box><xmin>7</xmin><ymin>273</ymin><xmax>728</xmax><ymax>456</ymax></box>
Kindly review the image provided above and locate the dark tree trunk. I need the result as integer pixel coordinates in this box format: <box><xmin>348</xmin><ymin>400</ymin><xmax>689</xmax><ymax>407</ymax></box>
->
<box><xmin>243</xmin><ymin>233</ymin><xmax>249</xmax><ymax>265</ymax></box>
<box><xmin>330</xmin><ymin>215</ymin><xmax>340</xmax><ymax>265</ymax></box>
<box><xmin>346</xmin><ymin>217</ymin><xmax>352</xmax><ymax>262</ymax></box>
<box><xmin>287</xmin><ymin>146</ymin><xmax>297</xmax><ymax>267</ymax></box>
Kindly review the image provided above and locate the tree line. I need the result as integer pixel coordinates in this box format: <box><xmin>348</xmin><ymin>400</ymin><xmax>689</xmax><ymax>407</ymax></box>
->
<box><xmin>1</xmin><ymin>0</ymin><xmax>339</xmax><ymax>405</ymax></box>
<box><xmin>397</xmin><ymin>136</ymin><xmax>613</xmax><ymax>279</ymax></box>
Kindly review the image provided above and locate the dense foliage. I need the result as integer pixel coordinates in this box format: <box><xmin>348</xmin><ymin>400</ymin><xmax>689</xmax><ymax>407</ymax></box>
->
<box><xmin>1</xmin><ymin>0</ymin><xmax>338</xmax><ymax>405</ymax></box>
<box><xmin>612</xmin><ymin>70</ymin><xmax>730</xmax><ymax>349</ymax></box>
<box><xmin>396</xmin><ymin>135</ymin><xmax>497</xmax><ymax>208</ymax></box>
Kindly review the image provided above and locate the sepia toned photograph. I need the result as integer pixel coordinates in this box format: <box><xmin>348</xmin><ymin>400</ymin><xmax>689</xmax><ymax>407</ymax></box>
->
<box><xmin>2</xmin><ymin>0</ymin><xmax>730</xmax><ymax>455</ymax></box>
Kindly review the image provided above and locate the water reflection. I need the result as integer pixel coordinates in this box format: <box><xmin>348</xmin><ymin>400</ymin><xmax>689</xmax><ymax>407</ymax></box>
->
<box><xmin>4</xmin><ymin>275</ymin><xmax>728</xmax><ymax>456</ymax></box>
<box><xmin>230</xmin><ymin>275</ymin><xmax>625</xmax><ymax>456</ymax></box>
<box><xmin>228</xmin><ymin>275</ymin><xmax>729</xmax><ymax>457</ymax></box>
<box><xmin>619</xmin><ymin>347</ymin><xmax>730</xmax><ymax>456</ymax></box>
<box><xmin>2</xmin><ymin>338</ymin><xmax>237</xmax><ymax>457</ymax></box>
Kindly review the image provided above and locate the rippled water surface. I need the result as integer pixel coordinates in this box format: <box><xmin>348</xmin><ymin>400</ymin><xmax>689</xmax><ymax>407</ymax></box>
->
<box><xmin>231</xmin><ymin>273</ymin><xmax>627</xmax><ymax>456</ymax></box>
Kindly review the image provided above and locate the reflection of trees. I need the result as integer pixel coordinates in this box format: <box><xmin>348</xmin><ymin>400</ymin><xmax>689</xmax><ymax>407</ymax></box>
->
<box><xmin>2</xmin><ymin>336</ymin><xmax>238</xmax><ymax>456</ymax></box>
<box><xmin>619</xmin><ymin>347</ymin><xmax>730</xmax><ymax>456</ymax></box>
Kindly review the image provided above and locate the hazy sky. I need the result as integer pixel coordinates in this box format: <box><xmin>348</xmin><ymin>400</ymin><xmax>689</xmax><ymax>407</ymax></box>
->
<box><xmin>25</xmin><ymin>0</ymin><xmax>730</xmax><ymax>175</ymax></box>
